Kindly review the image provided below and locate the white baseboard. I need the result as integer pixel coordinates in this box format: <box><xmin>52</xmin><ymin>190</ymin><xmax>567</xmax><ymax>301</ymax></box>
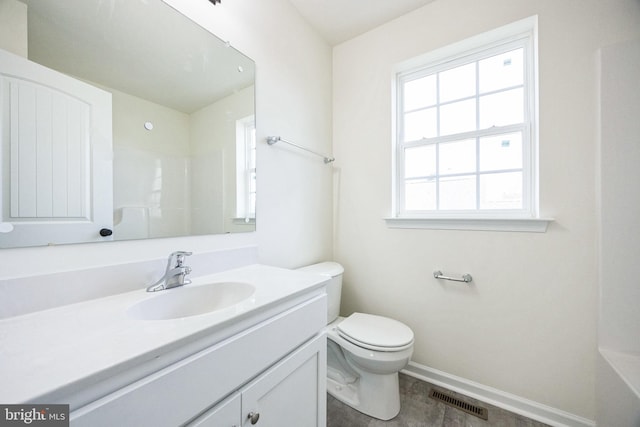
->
<box><xmin>401</xmin><ymin>361</ymin><xmax>595</xmax><ymax>427</ymax></box>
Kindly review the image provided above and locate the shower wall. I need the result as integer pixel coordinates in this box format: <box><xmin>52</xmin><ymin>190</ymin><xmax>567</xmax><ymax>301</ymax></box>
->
<box><xmin>112</xmin><ymin>88</ymin><xmax>191</xmax><ymax>240</ymax></box>
<box><xmin>596</xmin><ymin>37</ymin><xmax>640</xmax><ymax>426</ymax></box>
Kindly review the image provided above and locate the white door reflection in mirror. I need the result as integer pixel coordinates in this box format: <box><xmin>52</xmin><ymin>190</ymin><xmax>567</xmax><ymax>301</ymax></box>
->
<box><xmin>0</xmin><ymin>49</ymin><xmax>112</xmax><ymax>248</ymax></box>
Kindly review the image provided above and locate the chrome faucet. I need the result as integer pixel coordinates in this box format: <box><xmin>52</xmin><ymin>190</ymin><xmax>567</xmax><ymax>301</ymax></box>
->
<box><xmin>146</xmin><ymin>251</ymin><xmax>193</xmax><ymax>292</ymax></box>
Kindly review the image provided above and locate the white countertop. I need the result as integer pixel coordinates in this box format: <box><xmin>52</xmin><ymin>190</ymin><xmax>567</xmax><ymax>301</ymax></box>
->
<box><xmin>0</xmin><ymin>264</ymin><xmax>327</xmax><ymax>405</ymax></box>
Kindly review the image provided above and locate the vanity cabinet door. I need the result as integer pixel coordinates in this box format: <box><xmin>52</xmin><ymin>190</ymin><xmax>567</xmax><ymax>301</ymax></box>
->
<box><xmin>188</xmin><ymin>393</ymin><xmax>240</xmax><ymax>427</ymax></box>
<box><xmin>241</xmin><ymin>333</ymin><xmax>326</xmax><ymax>427</ymax></box>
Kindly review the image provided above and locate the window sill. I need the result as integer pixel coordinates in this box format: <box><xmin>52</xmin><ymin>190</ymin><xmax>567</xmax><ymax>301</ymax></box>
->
<box><xmin>232</xmin><ymin>217</ymin><xmax>255</xmax><ymax>225</ymax></box>
<box><xmin>384</xmin><ymin>217</ymin><xmax>553</xmax><ymax>233</ymax></box>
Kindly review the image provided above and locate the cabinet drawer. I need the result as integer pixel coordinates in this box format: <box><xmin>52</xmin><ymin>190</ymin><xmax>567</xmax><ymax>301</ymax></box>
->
<box><xmin>70</xmin><ymin>294</ymin><xmax>326</xmax><ymax>427</ymax></box>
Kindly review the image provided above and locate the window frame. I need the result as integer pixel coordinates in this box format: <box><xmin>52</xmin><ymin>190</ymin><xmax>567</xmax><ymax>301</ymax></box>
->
<box><xmin>235</xmin><ymin>115</ymin><xmax>256</xmax><ymax>223</ymax></box>
<box><xmin>388</xmin><ymin>16</ymin><xmax>551</xmax><ymax>232</ymax></box>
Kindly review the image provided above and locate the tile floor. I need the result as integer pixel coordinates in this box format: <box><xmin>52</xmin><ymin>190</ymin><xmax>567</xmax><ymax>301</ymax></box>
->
<box><xmin>327</xmin><ymin>373</ymin><xmax>551</xmax><ymax>427</ymax></box>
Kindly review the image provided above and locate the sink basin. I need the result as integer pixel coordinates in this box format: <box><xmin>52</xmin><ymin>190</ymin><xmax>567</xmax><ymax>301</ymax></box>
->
<box><xmin>128</xmin><ymin>282</ymin><xmax>255</xmax><ymax>320</ymax></box>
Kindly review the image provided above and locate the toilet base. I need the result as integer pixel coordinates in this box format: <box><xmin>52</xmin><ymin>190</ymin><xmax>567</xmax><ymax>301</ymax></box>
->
<box><xmin>327</xmin><ymin>370</ymin><xmax>401</xmax><ymax>421</ymax></box>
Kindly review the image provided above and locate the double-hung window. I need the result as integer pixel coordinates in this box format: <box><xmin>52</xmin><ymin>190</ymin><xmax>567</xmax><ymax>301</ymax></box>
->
<box><xmin>390</xmin><ymin>17</ymin><xmax>548</xmax><ymax>232</ymax></box>
<box><xmin>236</xmin><ymin>115</ymin><xmax>256</xmax><ymax>222</ymax></box>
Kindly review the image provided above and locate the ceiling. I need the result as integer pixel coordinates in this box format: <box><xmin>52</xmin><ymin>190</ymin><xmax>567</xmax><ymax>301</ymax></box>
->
<box><xmin>288</xmin><ymin>0</ymin><xmax>437</xmax><ymax>45</ymax></box>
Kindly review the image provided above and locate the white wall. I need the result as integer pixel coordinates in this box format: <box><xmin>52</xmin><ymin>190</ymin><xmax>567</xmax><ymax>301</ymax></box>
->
<box><xmin>333</xmin><ymin>0</ymin><xmax>640</xmax><ymax>420</ymax></box>
<box><xmin>0</xmin><ymin>0</ymin><xmax>333</xmax><ymax>277</ymax></box>
<box><xmin>0</xmin><ymin>0</ymin><xmax>27</xmax><ymax>57</ymax></box>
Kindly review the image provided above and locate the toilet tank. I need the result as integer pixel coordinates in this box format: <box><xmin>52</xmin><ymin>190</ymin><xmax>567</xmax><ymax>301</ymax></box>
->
<box><xmin>298</xmin><ymin>262</ymin><xmax>344</xmax><ymax>324</ymax></box>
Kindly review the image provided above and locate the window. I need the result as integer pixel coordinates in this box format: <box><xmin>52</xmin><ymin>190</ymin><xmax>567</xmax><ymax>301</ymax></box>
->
<box><xmin>389</xmin><ymin>17</ymin><xmax>549</xmax><ymax>232</ymax></box>
<box><xmin>236</xmin><ymin>115</ymin><xmax>256</xmax><ymax>222</ymax></box>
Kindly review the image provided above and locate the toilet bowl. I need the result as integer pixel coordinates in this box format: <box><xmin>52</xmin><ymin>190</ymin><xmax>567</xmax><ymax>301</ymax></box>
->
<box><xmin>297</xmin><ymin>262</ymin><xmax>414</xmax><ymax>421</ymax></box>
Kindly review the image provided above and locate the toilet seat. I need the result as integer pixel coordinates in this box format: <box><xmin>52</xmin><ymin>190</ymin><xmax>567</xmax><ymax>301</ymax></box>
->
<box><xmin>337</xmin><ymin>313</ymin><xmax>414</xmax><ymax>352</ymax></box>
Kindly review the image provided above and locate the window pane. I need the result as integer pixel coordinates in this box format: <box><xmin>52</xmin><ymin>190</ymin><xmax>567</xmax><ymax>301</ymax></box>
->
<box><xmin>479</xmin><ymin>48</ymin><xmax>524</xmax><ymax>94</ymax></box>
<box><xmin>479</xmin><ymin>171</ymin><xmax>522</xmax><ymax>209</ymax></box>
<box><xmin>439</xmin><ymin>62</ymin><xmax>476</xmax><ymax>103</ymax></box>
<box><xmin>439</xmin><ymin>175</ymin><xmax>476</xmax><ymax>210</ymax></box>
<box><xmin>440</xmin><ymin>98</ymin><xmax>475</xmax><ymax>136</ymax></box>
<box><xmin>404</xmin><ymin>74</ymin><xmax>437</xmax><ymax>111</ymax></box>
<box><xmin>479</xmin><ymin>133</ymin><xmax>522</xmax><ymax>172</ymax></box>
<box><xmin>405</xmin><ymin>179</ymin><xmax>436</xmax><ymax>210</ymax></box>
<box><xmin>439</xmin><ymin>139</ymin><xmax>476</xmax><ymax>175</ymax></box>
<box><xmin>479</xmin><ymin>88</ymin><xmax>523</xmax><ymax>129</ymax></box>
<box><xmin>405</xmin><ymin>145</ymin><xmax>436</xmax><ymax>178</ymax></box>
<box><xmin>404</xmin><ymin>108</ymin><xmax>437</xmax><ymax>141</ymax></box>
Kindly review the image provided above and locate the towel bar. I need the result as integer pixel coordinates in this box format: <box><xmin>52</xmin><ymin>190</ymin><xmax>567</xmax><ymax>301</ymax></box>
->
<box><xmin>266</xmin><ymin>136</ymin><xmax>335</xmax><ymax>164</ymax></box>
<box><xmin>433</xmin><ymin>270</ymin><xmax>473</xmax><ymax>283</ymax></box>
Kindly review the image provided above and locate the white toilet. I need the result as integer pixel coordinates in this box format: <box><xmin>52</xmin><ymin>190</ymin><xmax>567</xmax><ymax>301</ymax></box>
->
<box><xmin>298</xmin><ymin>262</ymin><xmax>414</xmax><ymax>421</ymax></box>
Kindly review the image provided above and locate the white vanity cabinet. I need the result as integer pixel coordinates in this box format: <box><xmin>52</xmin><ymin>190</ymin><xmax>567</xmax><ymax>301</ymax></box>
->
<box><xmin>69</xmin><ymin>292</ymin><xmax>327</xmax><ymax>427</ymax></box>
<box><xmin>190</xmin><ymin>333</ymin><xmax>326</xmax><ymax>427</ymax></box>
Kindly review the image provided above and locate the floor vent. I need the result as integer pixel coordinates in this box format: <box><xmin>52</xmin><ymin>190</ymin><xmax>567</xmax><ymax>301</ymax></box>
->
<box><xmin>428</xmin><ymin>389</ymin><xmax>489</xmax><ymax>420</ymax></box>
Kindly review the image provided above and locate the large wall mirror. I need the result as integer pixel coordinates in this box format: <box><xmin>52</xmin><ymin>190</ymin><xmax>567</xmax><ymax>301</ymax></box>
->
<box><xmin>0</xmin><ymin>0</ymin><xmax>256</xmax><ymax>249</ymax></box>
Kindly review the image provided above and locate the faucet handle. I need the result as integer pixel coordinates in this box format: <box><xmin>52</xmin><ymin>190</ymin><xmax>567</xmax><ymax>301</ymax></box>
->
<box><xmin>171</xmin><ymin>250</ymin><xmax>192</xmax><ymax>257</ymax></box>
<box><xmin>170</xmin><ymin>251</ymin><xmax>192</xmax><ymax>266</ymax></box>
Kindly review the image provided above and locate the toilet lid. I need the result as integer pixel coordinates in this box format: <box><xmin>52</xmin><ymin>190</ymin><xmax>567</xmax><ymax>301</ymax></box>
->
<box><xmin>337</xmin><ymin>313</ymin><xmax>414</xmax><ymax>351</ymax></box>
